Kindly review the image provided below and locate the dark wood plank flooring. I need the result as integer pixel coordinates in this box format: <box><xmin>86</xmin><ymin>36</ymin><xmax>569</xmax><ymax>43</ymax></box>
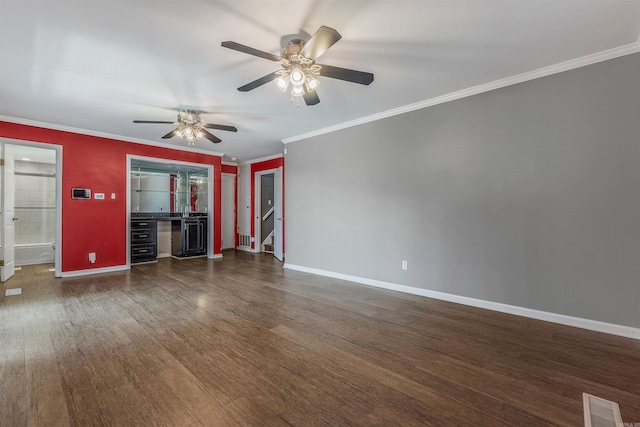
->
<box><xmin>1</xmin><ymin>251</ymin><xmax>639</xmax><ymax>426</ymax></box>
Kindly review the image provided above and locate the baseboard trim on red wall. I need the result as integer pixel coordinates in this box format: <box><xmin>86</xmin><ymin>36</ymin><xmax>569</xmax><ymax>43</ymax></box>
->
<box><xmin>60</xmin><ymin>265</ymin><xmax>128</xmax><ymax>277</ymax></box>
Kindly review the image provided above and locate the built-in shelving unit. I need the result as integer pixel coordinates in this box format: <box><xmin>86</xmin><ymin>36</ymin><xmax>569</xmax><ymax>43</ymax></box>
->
<box><xmin>129</xmin><ymin>159</ymin><xmax>210</xmax><ymax>264</ymax></box>
<box><xmin>130</xmin><ymin>161</ymin><xmax>208</xmax><ymax>214</ymax></box>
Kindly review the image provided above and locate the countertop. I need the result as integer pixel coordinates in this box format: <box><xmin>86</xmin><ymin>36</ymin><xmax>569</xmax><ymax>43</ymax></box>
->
<box><xmin>131</xmin><ymin>212</ymin><xmax>208</xmax><ymax>221</ymax></box>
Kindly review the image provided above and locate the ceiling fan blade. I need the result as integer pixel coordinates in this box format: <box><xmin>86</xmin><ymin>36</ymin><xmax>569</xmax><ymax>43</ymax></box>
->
<box><xmin>221</xmin><ymin>41</ymin><xmax>281</xmax><ymax>62</ymax></box>
<box><xmin>133</xmin><ymin>120</ymin><xmax>175</xmax><ymax>124</ymax></box>
<box><xmin>201</xmin><ymin>129</ymin><xmax>222</xmax><ymax>144</ymax></box>
<box><xmin>238</xmin><ymin>71</ymin><xmax>280</xmax><ymax>92</ymax></box>
<box><xmin>303</xmin><ymin>91</ymin><xmax>320</xmax><ymax>106</ymax></box>
<box><xmin>161</xmin><ymin>129</ymin><xmax>178</xmax><ymax>139</ymax></box>
<box><xmin>316</xmin><ymin>63</ymin><xmax>374</xmax><ymax>85</ymax></box>
<box><xmin>300</xmin><ymin>26</ymin><xmax>342</xmax><ymax>60</ymax></box>
<box><xmin>203</xmin><ymin>123</ymin><xmax>238</xmax><ymax>132</ymax></box>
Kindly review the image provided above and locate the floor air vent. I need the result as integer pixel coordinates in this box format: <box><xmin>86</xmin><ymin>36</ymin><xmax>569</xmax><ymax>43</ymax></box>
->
<box><xmin>583</xmin><ymin>393</ymin><xmax>624</xmax><ymax>427</ymax></box>
<box><xmin>5</xmin><ymin>288</ymin><xmax>22</xmax><ymax>296</ymax></box>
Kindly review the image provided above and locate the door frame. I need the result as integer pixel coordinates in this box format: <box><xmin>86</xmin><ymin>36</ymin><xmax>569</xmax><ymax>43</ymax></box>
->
<box><xmin>126</xmin><ymin>155</ymin><xmax>215</xmax><ymax>267</ymax></box>
<box><xmin>221</xmin><ymin>172</ymin><xmax>236</xmax><ymax>250</ymax></box>
<box><xmin>253</xmin><ymin>167</ymin><xmax>283</xmax><ymax>258</ymax></box>
<box><xmin>272</xmin><ymin>167</ymin><xmax>283</xmax><ymax>262</ymax></box>
<box><xmin>0</xmin><ymin>138</ymin><xmax>63</xmax><ymax>278</ymax></box>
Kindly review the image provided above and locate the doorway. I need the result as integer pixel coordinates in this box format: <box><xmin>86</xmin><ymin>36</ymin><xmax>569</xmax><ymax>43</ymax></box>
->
<box><xmin>254</xmin><ymin>167</ymin><xmax>283</xmax><ymax>261</ymax></box>
<box><xmin>260</xmin><ymin>173</ymin><xmax>274</xmax><ymax>253</ymax></box>
<box><xmin>1</xmin><ymin>140</ymin><xmax>61</xmax><ymax>282</ymax></box>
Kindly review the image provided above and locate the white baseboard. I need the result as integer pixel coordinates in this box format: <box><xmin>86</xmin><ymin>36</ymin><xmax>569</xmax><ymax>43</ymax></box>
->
<box><xmin>283</xmin><ymin>263</ymin><xmax>640</xmax><ymax>341</ymax></box>
<box><xmin>60</xmin><ymin>265</ymin><xmax>128</xmax><ymax>277</ymax></box>
<box><xmin>209</xmin><ymin>253</ymin><xmax>223</xmax><ymax>259</ymax></box>
<box><xmin>235</xmin><ymin>246</ymin><xmax>257</xmax><ymax>253</ymax></box>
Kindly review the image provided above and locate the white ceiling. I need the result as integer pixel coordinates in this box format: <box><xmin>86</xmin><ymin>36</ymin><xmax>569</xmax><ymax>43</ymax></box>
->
<box><xmin>1</xmin><ymin>1</ymin><xmax>639</xmax><ymax>163</ymax></box>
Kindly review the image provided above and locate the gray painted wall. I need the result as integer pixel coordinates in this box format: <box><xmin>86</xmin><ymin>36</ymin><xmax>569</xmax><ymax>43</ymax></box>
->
<box><xmin>285</xmin><ymin>53</ymin><xmax>640</xmax><ymax>328</ymax></box>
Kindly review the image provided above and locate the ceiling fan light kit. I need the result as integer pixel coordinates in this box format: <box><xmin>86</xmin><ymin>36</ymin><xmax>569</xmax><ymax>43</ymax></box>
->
<box><xmin>272</xmin><ymin>44</ymin><xmax>323</xmax><ymax>106</ymax></box>
<box><xmin>176</xmin><ymin>123</ymin><xmax>204</xmax><ymax>146</ymax></box>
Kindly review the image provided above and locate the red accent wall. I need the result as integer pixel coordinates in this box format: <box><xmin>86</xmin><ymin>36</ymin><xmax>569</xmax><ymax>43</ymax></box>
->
<box><xmin>221</xmin><ymin>164</ymin><xmax>237</xmax><ymax>174</ymax></box>
<box><xmin>250</xmin><ymin>157</ymin><xmax>284</xmax><ymax>250</ymax></box>
<box><xmin>0</xmin><ymin>121</ymin><xmax>223</xmax><ymax>273</ymax></box>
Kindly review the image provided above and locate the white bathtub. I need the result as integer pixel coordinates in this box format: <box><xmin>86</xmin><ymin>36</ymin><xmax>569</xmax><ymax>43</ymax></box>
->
<box><xmin>15</xmin><ymin>242</ymin><xmax>55</xmax><ymax>266</ymax></box>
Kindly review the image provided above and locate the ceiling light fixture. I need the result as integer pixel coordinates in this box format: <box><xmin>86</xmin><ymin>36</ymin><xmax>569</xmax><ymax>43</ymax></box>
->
<box><xmin>273</xmin><ymin>39</ymin><xmax>321</xmax><ymax>107</ymax></box>
<box><xmin>173</xmin><ymin>112</ymin><xmax>206</xmax><ymax>146</ymax></box>
<box><xmin>133</xmin><ymin>110</ymin><xmax>237</xmax><ymax>144</ymax></box>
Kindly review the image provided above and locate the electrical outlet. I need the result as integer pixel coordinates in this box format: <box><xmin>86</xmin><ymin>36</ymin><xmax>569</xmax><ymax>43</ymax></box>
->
<box><xmin>402</xmin><ymin>260</ymin><xmax>408</xmax><ymax>270</ymax></box>
<box><xmin>89</xmin><ymin>252</ymin><xmax>96</xmax><ymax>263</ymax></box>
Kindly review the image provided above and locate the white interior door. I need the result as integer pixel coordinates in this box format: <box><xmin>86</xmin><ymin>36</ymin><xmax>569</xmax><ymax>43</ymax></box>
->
<box><xmin>273</xmin><ymin>167</ymin><xmax>283</xmax><ymax>262</ymax></box>
<box><xmin>221</xmin><ymin>174</ymin><xmax>235</xmax><ymax>249</ymax></box>
<box><xmin>1</xmin><ymin>144</ymin><xmax>16</xmax><ymax>282</ymax></box>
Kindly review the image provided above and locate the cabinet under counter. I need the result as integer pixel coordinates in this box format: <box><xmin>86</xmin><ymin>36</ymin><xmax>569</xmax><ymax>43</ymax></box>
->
<box><xmin>156</xmin><ymin>216</ymin><xmax>201</xmax><ymax>259</ymax></box>
<box><xmin>172</xmin><ymin>217</ymin><xmax>207</xmax><ymax>257</ymax></box>
<box><xmin>131</xmin><ymin>219</ymin><xmax>158</xmax><ymax>264</ymax></box>
<box><xmin>131</xmin><ymin>214</ymin><xmax>209</xmax><ymax>263</ymax></box>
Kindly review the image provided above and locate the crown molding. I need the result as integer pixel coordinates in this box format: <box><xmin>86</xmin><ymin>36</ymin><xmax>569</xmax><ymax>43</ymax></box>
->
<box><xmin>239</xmin><ymin>153</ymin><xmax>284</xmax><ymax>166</ymax></box>
<box><xmin>222</xmin><ymin>161</ymin><xmax>239</xmax><ymax>166</ymax></box>
<box><xmin>0</xmin><ymin>115</ymin><xmax>225</xmax><ymax>157</ymax></box>
<box><xmin>282</xmin><ymin>39</ymin><xmax>640</xmax><ymax>145</ymax></box>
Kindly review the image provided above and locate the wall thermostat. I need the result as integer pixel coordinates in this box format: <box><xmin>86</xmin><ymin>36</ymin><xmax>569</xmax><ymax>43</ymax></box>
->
<box><xmin>72</xmin><ymin>188</ymin><xmax>91</xmax><ymax>199</ymax></box>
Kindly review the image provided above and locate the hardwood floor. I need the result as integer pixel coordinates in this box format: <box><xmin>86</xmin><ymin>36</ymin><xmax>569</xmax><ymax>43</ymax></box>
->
<box><xmin>1</xmin><ymin>251</ymin><xmax>639</xmax><ymax>426</ymax></box>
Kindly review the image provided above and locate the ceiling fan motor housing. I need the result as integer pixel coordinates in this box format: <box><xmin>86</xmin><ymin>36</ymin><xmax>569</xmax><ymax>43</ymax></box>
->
<box><xmin>178</xmin><ymin>110</ymin><xmax>201</xmax><ymax>124</ymax></box>
<box><xmin>280</xmin><ymin>39</ymin><xmax>315</xmax><ymax>69</ymax></box>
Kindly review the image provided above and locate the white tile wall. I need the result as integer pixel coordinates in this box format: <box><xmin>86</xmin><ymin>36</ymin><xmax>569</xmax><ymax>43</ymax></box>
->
<box><xmin>14</xmin><ymin>161</ymin><xmax>56</xmax><ymax>245</ymax></box>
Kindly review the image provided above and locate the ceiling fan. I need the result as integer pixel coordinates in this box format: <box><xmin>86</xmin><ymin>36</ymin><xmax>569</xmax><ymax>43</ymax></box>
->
<box><xmin>133</xmin><ymin>110</ymin><xmax>237</xmax><ymax>145</ymax></box>
<box><xmin>222</xmin><ymin>26</ymin><xmax>374</xmax><ymax>106</ymax></box>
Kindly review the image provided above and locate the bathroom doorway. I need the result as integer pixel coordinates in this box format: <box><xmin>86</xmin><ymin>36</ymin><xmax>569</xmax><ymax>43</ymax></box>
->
<box><xmin>1</xmin><ymin>140</ymin><xmax>61</xmax><ymax>281</ymax></box>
